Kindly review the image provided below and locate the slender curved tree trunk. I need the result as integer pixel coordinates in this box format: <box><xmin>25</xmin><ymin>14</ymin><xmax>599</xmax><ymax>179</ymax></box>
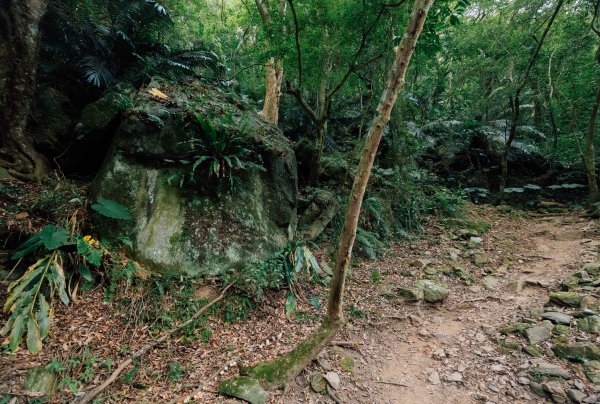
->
<box><xmin>584</xmin><ymin>85</ymin><xmax>600</xmax><ymax>204</ymax></box>
<box><xmin>499</xmin><ymin>0</ymin><xmax>563</xmax><ymax>194</ymax></box>
<box><xmin>327</xmin><ymin>0</ymin><xmax>433</xmax><ymax>323</ymax></box>
<box><xmin>0</xmin><ymin>0</ymin><xmax>48</xmax><ymax>182</ymax></box>
<box><xmin>239</xmin><ymin>0</ymin><xmax>433</xmax><ymax>390</ymax></box>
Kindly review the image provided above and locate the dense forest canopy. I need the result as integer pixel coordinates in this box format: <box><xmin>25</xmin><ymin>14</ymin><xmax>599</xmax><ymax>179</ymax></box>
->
<box><xmin>3</xmin><ymin>0</ymin><xmax>600</xmax><ymax>402</ymax></box>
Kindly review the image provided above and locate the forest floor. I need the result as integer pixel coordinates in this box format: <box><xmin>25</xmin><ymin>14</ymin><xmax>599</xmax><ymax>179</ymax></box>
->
<box><xmin>1</xmin><ymin>203</ymin><xmax>599</xmax><ymax>403</ymax></box>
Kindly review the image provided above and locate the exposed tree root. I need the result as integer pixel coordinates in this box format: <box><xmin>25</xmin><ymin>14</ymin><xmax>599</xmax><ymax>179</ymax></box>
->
<box><xmin>232</xmin><ymin>320</ymin><xmax>341</xmax><ymax>390</ymax></box>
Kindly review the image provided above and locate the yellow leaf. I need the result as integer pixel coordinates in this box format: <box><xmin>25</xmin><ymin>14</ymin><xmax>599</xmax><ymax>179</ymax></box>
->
<box><xmin>148</xmin><ymin>87</ymin><xmax>168</xmax><ymax>99</ymax></box>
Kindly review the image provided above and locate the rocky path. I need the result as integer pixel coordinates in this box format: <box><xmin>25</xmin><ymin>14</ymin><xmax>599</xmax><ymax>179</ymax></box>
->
<box><xmin>284</xmin><ymin>207</ymin><xmax>600</xmax><ymax>403</ymax></box>
<box><xmin>4</xmin><ymin>206</ymin><xmax>599</xmax><ymax>403</ymax></box>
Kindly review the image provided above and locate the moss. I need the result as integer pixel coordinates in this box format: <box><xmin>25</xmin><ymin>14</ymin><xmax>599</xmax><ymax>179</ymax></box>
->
<box><xmin>240</xmin><ymin>322</ymin><xmax>340</xmax><ymax>390</ymax></box>
<box><xmin>340</xmin><ymin>355</ymin><xmax>355</xmax><ymax>372</ymax></box>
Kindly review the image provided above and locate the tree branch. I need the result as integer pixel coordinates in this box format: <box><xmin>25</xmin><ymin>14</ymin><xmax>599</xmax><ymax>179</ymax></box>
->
<box><xmin>287</xmin><ymin>0</ymin><xmax>302</xmax><ymax>87</ymax></box>
<box><xmin>326</xmin><ymin>0</ymin><xmax>407</xmax><ymax>100</ymax></box>
<box><xmin>286</xmin><ymin>80</ymin><xmax>319</xmax><ymax>123</ymax></box>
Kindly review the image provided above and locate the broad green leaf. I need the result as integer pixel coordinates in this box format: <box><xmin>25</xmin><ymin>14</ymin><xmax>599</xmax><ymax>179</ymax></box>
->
<box><xmin>26</xmin><ymin>316</ymin><xmax>42</xmax><ymax>353</ymax></box>
<box><xmin>38</xmin><ymin>225</ymin><xmax>69</xmax><ymax>250</ymax></box>
<box><xmin>285</xmin><ymin>292</ymin><xmax>297</xmax><ymax>316</ymax></box>
<box><xmin>4</xmin><ymin>266</ymin><xmax>42</xmax><ymax>312</ymax></box>
<box><xmin>77</xmin><ymin>238</ymin><xmax>103</xmax><ymax>266</ymax></box>
<box><xmin>304</xmin><ymin>246</ymin><xmax>321</xmax><ymax>273</ymax></box>
<box><xmin>11</xmin><ymin>232</ymin><xmax>43</xmax><ymax>260</ymax></box>
<box><xmin>0</xmin><ymin>312</ymin><xmax>15</xmax><ymax>336</ymax></box>
<box><xmin>77</xmin><ymin>263</ymin><xmax>93</xmax><ymax>282</ymax></box>
<box><xmin>36</xmin><ymin>295</ymin><xmax>51</xmax><ymax>339</ymax></box>
<box><xmin>294</xmin><ymin>246</ymin><xmax>304</xmax><ymax>273</ymax></box>
<box><xmin>8</xmin><ymin>313</ymin><xmax>26</xmax><ymax>351</ymax></box>
<box><xmin>91</xmin><ymin>197</ymin><xmax>132</xmax><ymax>220</ymax></box>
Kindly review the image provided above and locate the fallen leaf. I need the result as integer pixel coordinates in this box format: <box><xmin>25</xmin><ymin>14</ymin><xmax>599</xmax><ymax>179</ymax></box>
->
<box><xmin>148</xmin><ymin>87</ymin><xmax>168</xmax><ymax>99</ymax></box>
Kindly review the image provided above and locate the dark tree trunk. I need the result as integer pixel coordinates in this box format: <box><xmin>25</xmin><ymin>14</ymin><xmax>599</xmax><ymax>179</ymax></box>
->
<box><xmin>0</xmin><ymin>0</ymin><xmax>48</xmax><ymax>182</ymax></box>
<box><xmin>499</xmin><ymin>0</ymin><xmax>563</xmax><ymax>194</ymax></box>
<box><xmin>584</xmin><ymin>84</ymin><xmax>600</xmax><ymax>204</ymax></box>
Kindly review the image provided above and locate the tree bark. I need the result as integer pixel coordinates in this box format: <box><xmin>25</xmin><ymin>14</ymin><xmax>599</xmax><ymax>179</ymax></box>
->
<box><xmin>308</xmin><ymin>121</ymin><xmax>327</xmax><ymax>186</ymax></box>
<box><xmin>258</xmin><ymin>58</ymin><xmax>284</xmax><ymax>124</ymax></box>
<box><xmin>308</xmin><ymin>60</ymin><xmax>332</xmax><ymax>186</ymax></box>
<box><xmin>584</xmin><ymin>84</ymin><xmax>600</xmax><ymax>204</ymax></box>
<box><xmin>255</xmin><ymin>0</ymin><xmax>286</xmax><ymax>125</ymax></box>
<box><xmin>0</xmin><ymin>0</ymin><xmax>48</xmax><ymax>182</ymax></box>
<box><xmin>499</xmin><ymin>0</ymin><xmax>563</xmax><ymax>194</ymax></box>
<box><xmin>327</xmin><ymin>0</ymin><xmax>433</xmax><ymax>323</ymax></box>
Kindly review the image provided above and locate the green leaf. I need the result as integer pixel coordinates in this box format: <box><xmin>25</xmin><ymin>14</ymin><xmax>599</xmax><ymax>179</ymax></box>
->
<box><xmin>0</xmin><ymin>313</ymin><xmax>15</xmax><ymax>337</ymax></box>
<box><xmin>294</xmin><ymin>246</ymin><xmax>305</xmax><ymax>273</ymax></box>
<box><xmin>77</xmin><ymin>263</ymin><xmax>93</xmax><ymax>282</ymax></box>
<box><xmin>11</xmin><ymin>232</ymin><xmax>43</xmax><ymax>260</ymax></box>
<box><xmin>36</xmin><ymin>295</ymin><xmax>51</xmax><ymax>339</ymax></box>
<box><xmin>91</xmin><ymin>197</ymin><xmax>132</xmax><ymax>220</ymax></box>
<box><xmin>285</xmin><ymin>292</ymin><xmax>297</xmax><ymax>317</ymax></box>
<box><xmin>26</xmin><ymin>316</ymin><xmax>42</xmax><ymax>353</ymax></box>
<box><xmin>304</xmin><ymin>246</ymin><xmax>321</xmax><ymax>273</ymax></box>
<box><xmin>8</xmin><ymin>313</ymin><xmax>26</xmax><ymax>351</ymax></box>
<box><xmin>4</xmin><ymin>266</ymin><xmax>42</xmax><ymax>312</ymax></box>
<box><xmin>38</xmin><ymin>225</ymin><xmax>69</xmax><ymax>250</ymax></box>
<box><xmin>77</xmin><ymin>238</ymin><xmax>103</xmax><ymax>266</ymax></box>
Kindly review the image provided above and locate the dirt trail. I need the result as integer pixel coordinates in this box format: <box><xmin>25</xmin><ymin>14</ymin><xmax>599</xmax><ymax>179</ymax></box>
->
<box><xmin>2</xmin><ymin>206</ymin><xmax>598</xmax><ymax>403</ymax></box>
<box><xmin>284</xmin><ymin>208</ymin><xmax>600</xmax><ymax>404</ymax></box>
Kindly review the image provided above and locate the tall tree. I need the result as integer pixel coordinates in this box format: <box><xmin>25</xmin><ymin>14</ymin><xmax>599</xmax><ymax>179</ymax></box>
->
<box><xmin>0</xmin><ymin>0</ymin><xmax>48</xmax><ymax>182</ymax></box>
<box><xmin>285</xmin><ymin>0</ymin><xmax>402</xmax><ymax>186</ymax></box>
<box><xmin>585</xmin><ymin>0</ymin><xmax>600</xmax><ymax>204</ymax></box>
<box><xmin>255</xmin><ymin>0</ymin><xmax>286</xmax><ymax>125</ymax></box>
<box><xmin>237</xmin><ymin>0</ymin><xmax>433</xmax><ymax>390</ymax></box>
<box><xmin>499</xmin><ymin>0</ymin><xmax>564</xmax><ymax>194</ymax></box>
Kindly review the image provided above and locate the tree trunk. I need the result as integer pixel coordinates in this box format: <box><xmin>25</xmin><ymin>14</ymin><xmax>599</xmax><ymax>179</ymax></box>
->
<box><xmin>258</xmin><ymin>58</ymin><xmax>284</xmax><ymax>124</ymax></box>
<box><xmin>237</xmin><ymin>0</ymin><xmax>433</xmax><ymax>390</ymax></box>
<box><xmin>255</xmin><ymin>0</ymin><xmax>286</xmax><ymax>125</ymax></box>
<box><xmin>0</xmin><ymin>0</ymin><xmax>48</xmax><ymax>182</ymax></box>
<box><xmin>327</xmin><ymin>0</ymin><xmax>433</xmax><ymax>323</ymax></box>
<box><xmin>584</xmin><ymin>84</ymin><xmax>600</xmax><ymax>204</ymax></box>
<box><xmin>307</xmin><ymin>44</ymin><xmax>332</xmax><ymax>186</ymax></box>
<box><xmin>499</xmin><ymin>0</ymin><xmax>563</xmax><ymax>194</ymax></box>
<box><xmin>309</xmin><ymin>121</ymin><xmax>327</xmax><ymax>186</ymax></box>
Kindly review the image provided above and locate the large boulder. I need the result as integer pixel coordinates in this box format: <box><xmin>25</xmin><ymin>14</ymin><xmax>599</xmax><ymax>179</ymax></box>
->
<box><xmin>93</xmin><ymin>78</ymin><xmax>298</xmax><ymax>276</ymax></box>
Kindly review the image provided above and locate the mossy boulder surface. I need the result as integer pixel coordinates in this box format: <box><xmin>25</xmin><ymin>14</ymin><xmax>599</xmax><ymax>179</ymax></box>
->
<box><xmin>553</xmin><ymin>342</ymin><xmax>600</xmax><ymax>361</ymax></box>
<box><xmin>24</xmin><ymin>367</ymin><xmax>56</xmax><ymax>397</ymax></box>
<box><xmin>219</xmin><ymin>376</ymin><xmax>268</xmax><ymax>404</ymax></box>
<box><xmin>549</xmin><ymin>292</ymin><xmax>583</xmax><ymax>307</ymax></box>
<box><xmin>93</xmin><ymin>78</ymin><xmax>297</xmax><ymax>276</ymax></box>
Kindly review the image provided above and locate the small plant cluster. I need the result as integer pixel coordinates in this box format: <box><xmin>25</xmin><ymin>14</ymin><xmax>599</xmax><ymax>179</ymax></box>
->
<box><xmin>1</xmin><ymin>198</ymin><xmax>131</xmax><ymax>353</ymax></box>
<box><xmin>227</xmin><ymin>240</ymin><xmax>323</xmax><ymax>317</ymax></box>
<box><xmin>167</xmin><ymin>113</ymin><xmax>265</xmax><ymax>190</ymax></box>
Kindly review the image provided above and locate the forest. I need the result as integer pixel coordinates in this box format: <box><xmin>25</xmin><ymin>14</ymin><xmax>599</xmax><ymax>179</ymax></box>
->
<box><xmin>2</xmin><ymin>0</ymin><xmax>600</xmax><ymax>402</ymax></box>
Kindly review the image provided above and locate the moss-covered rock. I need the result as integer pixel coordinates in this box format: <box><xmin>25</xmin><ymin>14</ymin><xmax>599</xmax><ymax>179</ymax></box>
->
<box><xmin>549</xmin><ymin>292</ymin><xmax>583</xmax><ymax>307</ymax></box>
<box><xmin>553</xmin><ymin>342</ymin><xmax>600</xmax><ymax>361</ymax></box>
<box><xmin>584</xmin><ymin>361</ymin><xmax>600</xmax><ymax>385</ymax></box>
<box><xmin>219</xmin><ymin>376</ymin><xmax>268</xmax><ymax>404</ymax></box>
<box><xmin>415</xmin><ymin>280</ymin><xmax>449</xmax><ymax>303</ymax></box>
<box><xmin>93</xmin><ymin>78</ymin><xmax>297</xmax><ymax>276</ymax></box>
<box><xmin>24</xmin><ymin>367</ymin><xmax>56</xmax><ymax>397</ymax></box>
<box><xmin>498</xmin><ymin>322</ymin><xmax>531</xmax><ymax>336</ymax></box>
<box><xmin>578</xmin><ymin>316</ymin><xmax>600</xmax><ymax>333</ymax></box>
